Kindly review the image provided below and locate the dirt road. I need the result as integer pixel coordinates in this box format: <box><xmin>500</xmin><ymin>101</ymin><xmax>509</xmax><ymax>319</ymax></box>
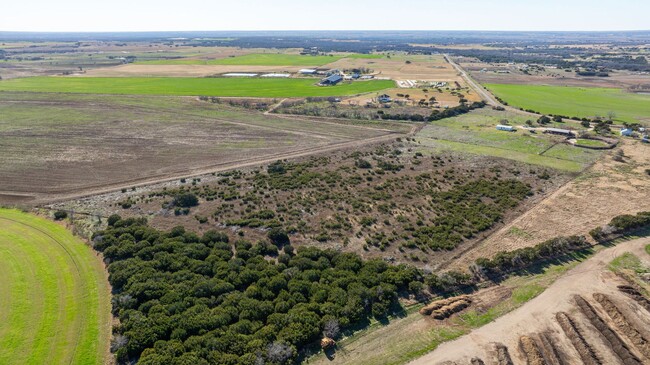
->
<box><xmin>407</xmin><ymin>236</ymin><xmax>650</xmax><ymax>365</ymax></box>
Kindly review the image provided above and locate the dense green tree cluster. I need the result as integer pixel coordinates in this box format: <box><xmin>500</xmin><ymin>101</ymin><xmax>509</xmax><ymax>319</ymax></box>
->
<box><xmin>94</xmin><ymin>218</ymin><xmax>423</xmax><ymax>364</ymax></box>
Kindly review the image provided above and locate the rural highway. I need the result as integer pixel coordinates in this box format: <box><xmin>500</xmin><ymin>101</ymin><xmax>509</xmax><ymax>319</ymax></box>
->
<box><xmin>445</xmin><ymin>54</ymin><xmax>548</xmax><ymax>120</ymax></box>
<box><xmin>445</xmin><ymin>54</ymin><xmax>500</xmax><ymax>106</ymax></box>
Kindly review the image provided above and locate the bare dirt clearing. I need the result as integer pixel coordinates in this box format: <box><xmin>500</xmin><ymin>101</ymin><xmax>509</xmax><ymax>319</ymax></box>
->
<box><xmin>408</xmin><ymin>236</ymin><xmax>650</xmax><ymax>365</ymax></box>
<box><xmin>0</xmin><ymin>92</ymin><xmax>409</xmax><ymax>205</ymax></box>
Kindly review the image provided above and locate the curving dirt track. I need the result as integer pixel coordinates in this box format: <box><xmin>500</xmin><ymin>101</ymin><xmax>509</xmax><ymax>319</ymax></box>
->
<box><xmin>407</xmin><ymin>236</ymin><xmax>650</xmax><ymax>365</ymax></box>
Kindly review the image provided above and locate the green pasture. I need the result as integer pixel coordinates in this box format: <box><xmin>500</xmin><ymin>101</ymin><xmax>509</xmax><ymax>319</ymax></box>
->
<box><xmin>575</xmin><ymin>139</ymin><xmax>609</xmax><ymax>147</ymax></box>
<box><xmin>0</xmin><ymin>76</ymin><xmax>394</xmax><ymax>97</ymax></box>
<box><xmin>0</xmin><ymin>209</ymin><xmax>110</xmax><ymax>365</ymax></box>
<box><xmin>416</xmin><ymin>109</ymin><xmax>601</xmax><ymax>172</ymax></box>
<box><xmin>139</xmin><ymin>53</ymin><xmax>342</xmax><ymax>66</ymax></box>
<box><xmin>485</xmin><ymin>84</ymin><xmax>650</xmax><ymax>124</ymax></box>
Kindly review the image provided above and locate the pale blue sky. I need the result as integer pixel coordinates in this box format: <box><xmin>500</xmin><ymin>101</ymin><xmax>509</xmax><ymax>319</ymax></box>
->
<box><xmin>1</xmin><ymin>0</ymin><xmax>648</xmax><ymax>32</ymax></box>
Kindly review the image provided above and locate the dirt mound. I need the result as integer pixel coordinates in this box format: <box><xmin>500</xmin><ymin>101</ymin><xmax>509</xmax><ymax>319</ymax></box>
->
<box><xmin>536</xmin><ymin>332</ymin><xmax>570</xmax><ymax>365</ymax></box>
<box><xmin>556</xmin><ymin>312</ymin><xmax>601</xmax><ymax>365</ymax></box>
<box><xmin>618</xmin><ymin>285</ymin><xmax>650</xmax><ymax>313</ymax></box>
<box><xmin>493</xmin><ymin>343</ymin><xmax>514</xmax><ymax>365</ymax></box>
<box><xmin>574</xmin><ymin>295</ymin><xmax>642</xmax><ymax>365</ymax></box>
<box><xmin>593</xmin><ymin>293</ymin><xmax>650</xmax><ymax>359</ymax></box>
<box><xmin>518</xmin><ymin>335</ymin><xmax>546</xmax><ymax>365</ymax></box>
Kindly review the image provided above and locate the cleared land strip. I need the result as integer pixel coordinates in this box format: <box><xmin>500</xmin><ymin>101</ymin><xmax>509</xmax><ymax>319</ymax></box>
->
<box><xmin>0</xmin><ymin>93</ymin><xmax>411</xmax><ymax>204</ymax></box>
<box><xmin>30</xmin><ymin>127</ymin><xmax>410</xmax><ymax>205</ymax></box>
<box><xmin>0</xmin><ymin>209</ymin><xmax>111</xmax><ymax>365</ymax></box>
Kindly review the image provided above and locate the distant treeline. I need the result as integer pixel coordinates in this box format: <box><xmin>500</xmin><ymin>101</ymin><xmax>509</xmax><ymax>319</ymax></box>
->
<box><xmin>450</xmin><ymin>48</ymin><xmax>650</xmax><ymax>72</ymax></box>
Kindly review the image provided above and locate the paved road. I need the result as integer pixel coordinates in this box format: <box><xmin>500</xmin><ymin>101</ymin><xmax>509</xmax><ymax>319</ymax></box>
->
<box><xmin>445</xmin><ymin>54</ymin><xmax>500</xmax><ymax>106</ymax></box>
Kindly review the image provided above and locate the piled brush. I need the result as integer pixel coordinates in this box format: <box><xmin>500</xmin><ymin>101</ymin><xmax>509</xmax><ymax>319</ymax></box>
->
<box><xmin>431</xmin><ymin>298</ymin><xmax>472</xmax><ymax>320</ymax></box>
<box><xmin>419</xmin><ymin>295</ymin><xmax>471</xmax><ymax>315</ymax></box>
<box><xmin>618</xmin><ymin>285</ymin><xmax>650</xmax><ymax>313</ymax></box>
<box><xmin>537</xmin><ymin>332</ymin><xmax>570</xmax><ymax>365</ymax></box>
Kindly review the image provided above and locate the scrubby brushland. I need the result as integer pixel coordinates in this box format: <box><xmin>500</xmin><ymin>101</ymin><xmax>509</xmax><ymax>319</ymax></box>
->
<box><xmin>110</xmin><ymin>144</ymin><xmax>562</xmax><ymax>265</ymax></box>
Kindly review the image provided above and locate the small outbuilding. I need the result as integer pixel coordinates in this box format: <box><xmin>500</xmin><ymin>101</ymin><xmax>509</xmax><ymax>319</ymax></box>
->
<box><xmin>496</xmin><ymin>124</ymin><xmax>515</xmax><ymax>132</ymax></box>
<box><xmin>378</xmin><ymin>94</ymin><xmax>392</xmax><ymax>103</ymax></box>
<box><xmin>620</xmin><ymin>128</ymin><xmax>634</xmax><ymax>136</ymax></box>
<box><xmin>299</xmin><ymin>69</ymin><xmax>317</xmax><ymax>75</ymax></box>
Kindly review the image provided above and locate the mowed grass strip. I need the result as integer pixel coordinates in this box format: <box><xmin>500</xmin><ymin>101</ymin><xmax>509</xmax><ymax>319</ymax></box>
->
<box><xmin>139</xmin><ymin>53</ymin><xmax>342</xmax><ymax>66</ymax></box>
<box><xmin>418</xmin><ymin>139</ymin><xmax>584</xmax><ymax>172</ymax></box>
<box><xmin>0</xmin><ymin>209</ymin><xmax>110</xmax><ymax>365</ymax></box>
<box><xmin>485</xmin><ymin>84</ymin><xmax>650</xmax><ymax>124</ymax></box>
<box><xmin>0</xmin><ymin>76</ymin><xmax>394</xmax><ymax>97</ymax></box>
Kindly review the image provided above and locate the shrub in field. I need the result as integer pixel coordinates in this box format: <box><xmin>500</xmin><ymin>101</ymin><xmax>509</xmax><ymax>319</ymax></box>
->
<box><xmin>173</xmin><ymin>192</ymin><xmax>199</xmax><ymax>208</ymax></box>
<box><xmin>267</xmin><ymin>227</ymin><xmax>290</xmax><ymax>246</ymax></box>
<box><xmin>53</xmin><ymin>210</ymin><xmax>68</xmax><ymax>220</ymax></box>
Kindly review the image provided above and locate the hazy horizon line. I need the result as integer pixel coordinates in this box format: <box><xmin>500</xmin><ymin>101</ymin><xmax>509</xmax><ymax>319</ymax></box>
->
<box><xmin>2</xmin><ymin>29</ymin><xmax>650</xmax><ymax>34</ymax></box>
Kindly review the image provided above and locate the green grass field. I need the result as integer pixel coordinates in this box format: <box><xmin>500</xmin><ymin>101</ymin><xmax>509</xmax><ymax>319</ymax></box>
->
<box><xmin>575</xmin><ymin>139</ymin><xmax>609</xmax><ymax>148</ymax></box>
<box><xmin>485</xmin><ymin>84</ymin><xmax>650</xmax><ymax>124</ymax></box>
<box><xmin>416</xmin><ymin>109</ymin><xmax>600</xmax><ymax>172</ymax></box>
<box><xmin>0</xmin><ymin>76</ymin><xmax>394</xmax><ymax>97</ymax></box>
<box><xmin>0</xmin><ymin>209</ymin><xmax>110</xmax><ymax>365</ymax></box>
<box><xmin>139</xmin><ymin>53</ymin><xmax>342</xmax><ymax>66</ymax></box>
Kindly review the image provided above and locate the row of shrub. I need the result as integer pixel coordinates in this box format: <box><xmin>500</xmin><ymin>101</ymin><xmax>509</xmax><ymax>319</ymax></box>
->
<box><xmin>427</xmin><ymin>101</ymin><xmax>486</xmax><ymax>121</ymax></box>
<box><xmin>590</xmin><ymin>211</ymin><xmax>650</xmax><ymax>241</ymax></box>
<box><xmin>476</xmin><ymin>211</ymin><xmax>650</xmax><ymax>278</ymax></box>
<box><xmin>475</xmin><ymin>236</ymin><xmax>589</xmax><ymax>276</ymax></box>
